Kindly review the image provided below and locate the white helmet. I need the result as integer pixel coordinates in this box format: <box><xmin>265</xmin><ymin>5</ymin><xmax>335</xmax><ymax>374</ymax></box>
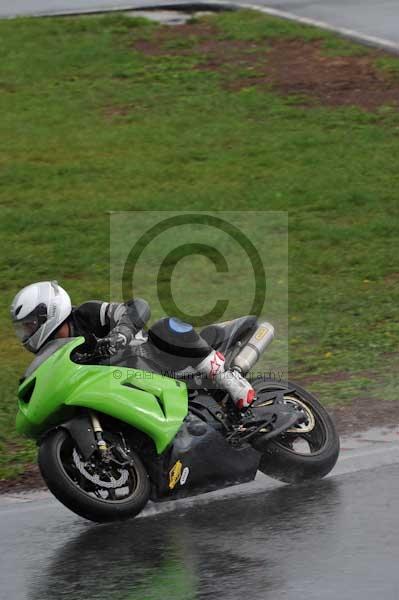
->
<box><xmin>10</xmin><ymin>281</ymin><xmax>72</xmax><ymax>353</ymax></box>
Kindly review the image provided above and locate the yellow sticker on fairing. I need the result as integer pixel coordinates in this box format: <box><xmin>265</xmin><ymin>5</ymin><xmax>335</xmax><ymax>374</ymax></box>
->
<box><xmin>169</xmin><ymin>460</ymin><xmax>183</xmax><ymax>489</ymax></box>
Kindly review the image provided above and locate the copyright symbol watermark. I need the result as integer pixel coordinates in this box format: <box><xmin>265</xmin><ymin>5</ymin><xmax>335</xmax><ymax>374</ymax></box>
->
<box><xmin>110</xmin><ymin>211</ymin><xmax>288</xmax><ymax>381</ymax></box>
<box><xmin>121</xmin><ymin>214</ymin><xmax>265</xmax><ymax>326</ymax></box>
<box><xmin>112</xmin><ymin>369</ymin><xmax>123</xmax><ymax>380</ymax></box>
<box><xmin>110</xmin><ymin>212</ymin><xmax>287</xmax><ymax>329</ymax></box>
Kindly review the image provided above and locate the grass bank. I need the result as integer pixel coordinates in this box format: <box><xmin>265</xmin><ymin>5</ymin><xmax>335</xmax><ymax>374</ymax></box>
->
<box><xmin>1</xmin><ymin>10</ymin><xmax>399</xmax><ymax>481</ymax></box>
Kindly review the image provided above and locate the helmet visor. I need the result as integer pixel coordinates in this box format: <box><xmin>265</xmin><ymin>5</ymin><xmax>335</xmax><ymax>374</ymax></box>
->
<box><xmin>13</xmin><ymin>316</ymin><xmax>41</xmax><ymax>344</ymax></box>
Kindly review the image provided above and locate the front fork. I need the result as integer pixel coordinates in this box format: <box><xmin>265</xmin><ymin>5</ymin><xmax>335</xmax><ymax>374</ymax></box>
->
<box><xmin>89</xmin><ymin>411</ymin><xmax>133</xmax><ymax>466</ymax></box>
<box><xmin>89</xmin><ymin>411</ymin><xmax>108</xmax><ymax>454</ymax></box>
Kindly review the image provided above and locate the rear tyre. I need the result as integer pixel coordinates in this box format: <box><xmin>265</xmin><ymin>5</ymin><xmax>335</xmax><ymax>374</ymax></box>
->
<box><xmin>251</xmin><ymin>379</ymin><xmax>339</xmax><ymax>484</ymax></box>
<box><xmin>39</xmin><ymin>428</ymin><xmax>150</xmax><ymax>522</ymax></box>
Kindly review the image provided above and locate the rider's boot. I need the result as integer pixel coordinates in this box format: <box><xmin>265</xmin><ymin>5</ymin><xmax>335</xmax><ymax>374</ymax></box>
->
<box><xmin>196</xmin><ymin>350</ymin><xmax>256</xmax><ymax>411</ymax></box>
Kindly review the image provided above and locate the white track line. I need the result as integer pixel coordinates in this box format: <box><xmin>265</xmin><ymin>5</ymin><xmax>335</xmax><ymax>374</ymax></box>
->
<box><xmin>209</xmin><ymin>1</ymin><xmax>399</xmax><ymax>54</ymax></box>
<box><xmin>0</xmin><ymin>1</ymin><xmax>192</xmax><ymax>19</ymax></box>
<box><xmin>5</xmin><ymin>0</ymin><xmax>399</xmax><ymax>54</ymax></box>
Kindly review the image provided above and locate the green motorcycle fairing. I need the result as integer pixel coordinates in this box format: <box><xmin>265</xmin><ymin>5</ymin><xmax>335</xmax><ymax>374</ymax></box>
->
<box><xmin>16</xmin><ymin>337</ymin><xmax>188</xmax><ymax>454</ymax></box>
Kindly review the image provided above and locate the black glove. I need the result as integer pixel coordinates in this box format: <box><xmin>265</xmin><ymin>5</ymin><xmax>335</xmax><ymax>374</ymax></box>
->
<box><xmin>96</xmin><ymin>332</ymin><xmax>130</xmax><ymax>357</ymax></box>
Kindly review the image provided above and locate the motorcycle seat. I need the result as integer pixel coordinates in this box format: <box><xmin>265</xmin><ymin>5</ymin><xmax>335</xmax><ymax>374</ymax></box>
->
<box><xmin>200</xmin><ymin>316</ymin><xmax>257</xmax><ymax>353</ymax></box>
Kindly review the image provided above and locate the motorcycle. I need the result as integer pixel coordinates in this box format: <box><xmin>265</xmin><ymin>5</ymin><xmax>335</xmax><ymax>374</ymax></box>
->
<box><xmin>16</xmin><ymin>316</ymin><xmax>340</xmax><ymax>522</ymax></box>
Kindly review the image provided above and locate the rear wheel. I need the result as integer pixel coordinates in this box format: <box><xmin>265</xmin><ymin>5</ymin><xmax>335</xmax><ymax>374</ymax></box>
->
<box><xmin>39</xmin><ymin>428</ymin><xmax>150</xmax><ymax>522</ymax></box>
<box><xmin>251</xmin><ymin>379</ymin><xmax>339</xmax><ymax>484</ymax></box>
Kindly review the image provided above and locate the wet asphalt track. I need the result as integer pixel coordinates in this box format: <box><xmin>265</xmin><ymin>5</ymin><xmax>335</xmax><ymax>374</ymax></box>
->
<box><xmin>2</xmin><ymin>0</ymin><xmax>399</xmax><ymax>50</ymax></box>
<box><xmin>235</xmin><ymin>0</ymin><xmax>399</xmax><ymax>48</ymax></box>
<box><xmin>1</xmin><ymin>428</ymin><xmax>399</xmax><ymax>600</ymax></box>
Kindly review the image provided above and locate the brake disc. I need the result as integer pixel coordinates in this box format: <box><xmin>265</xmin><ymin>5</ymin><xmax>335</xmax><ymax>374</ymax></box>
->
<box><xmin>283</xmin><ymin>396</ymin><xmax>316</xmax><ymax>433</ymax></box>
<box><xmin>72</xmin><ymin>448</ymin><xmax>129</xmax><ymax>489</ymax></box>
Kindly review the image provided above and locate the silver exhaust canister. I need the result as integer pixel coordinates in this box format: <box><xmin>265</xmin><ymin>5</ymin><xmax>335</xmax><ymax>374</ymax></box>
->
<box><xmin>232</xmin><ymin>322</ymin><xmax>275</xmax><ymax>374</ymax></box>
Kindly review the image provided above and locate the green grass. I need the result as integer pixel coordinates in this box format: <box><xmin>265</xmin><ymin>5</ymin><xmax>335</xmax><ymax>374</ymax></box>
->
<box><xmin>376</xmin><ymin>56</ymin><xmax>399</xmax><ymax>77</ymax></box>
<box><xmin>1</xmin><ymin>10</ymin><xmax>399</xmax><ymax>480</ymax></box>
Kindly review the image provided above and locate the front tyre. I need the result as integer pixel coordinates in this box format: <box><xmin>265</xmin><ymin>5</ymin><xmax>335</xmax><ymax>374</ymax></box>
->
<box><xmin>39</xmin><ymin>429</ymin><xmax>150</xmax><ymax>522</ymax></box>
<box><xmin>251</xmin><ymin>379</ymin><xmax>340</xmax><ymax>484</ymax></box>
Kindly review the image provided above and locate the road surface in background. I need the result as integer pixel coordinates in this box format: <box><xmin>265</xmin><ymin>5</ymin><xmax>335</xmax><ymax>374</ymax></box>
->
<box><xmin>2</xmin><ymin>0</ymin><xmax>399</xmax><ymax>50</ymax></box>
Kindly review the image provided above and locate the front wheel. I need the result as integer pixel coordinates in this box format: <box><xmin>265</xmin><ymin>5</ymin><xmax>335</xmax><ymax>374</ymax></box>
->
<box><xmin>251</xmin><ymin>379</ymin><xmax>340</xmax><ymax>484</ymax></box>
<box><xmin>39</xmin><ymin>428</ymin><xmax>150</xmax><ymax>522</ymax></box>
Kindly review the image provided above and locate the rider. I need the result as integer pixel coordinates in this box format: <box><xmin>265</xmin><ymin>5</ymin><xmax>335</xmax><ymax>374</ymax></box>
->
<box><xmin>10</xmin><ymin>281</ymin><xmax>256</xmax><ymax>411</ymax></box>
